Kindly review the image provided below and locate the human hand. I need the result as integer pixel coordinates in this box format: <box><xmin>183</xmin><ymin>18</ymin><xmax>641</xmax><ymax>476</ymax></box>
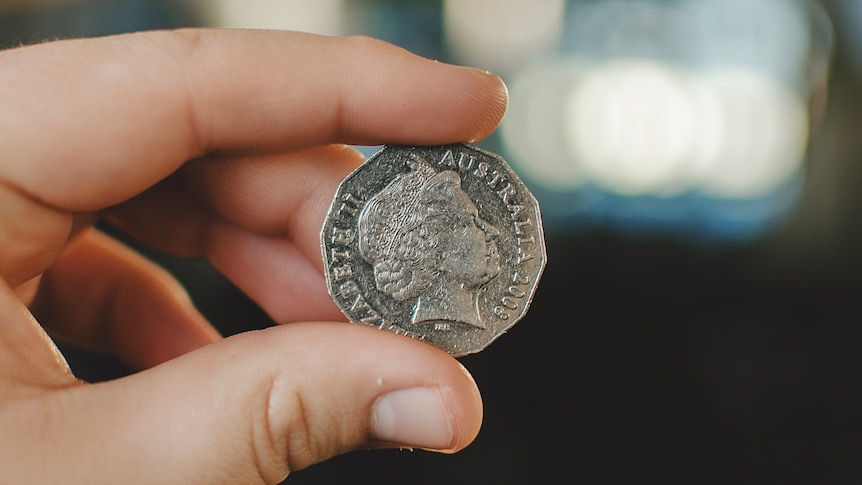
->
<box><xmin>0</xmin><ymin>29</ymin><xmax>507</xmax><ymax>483</ymax></box>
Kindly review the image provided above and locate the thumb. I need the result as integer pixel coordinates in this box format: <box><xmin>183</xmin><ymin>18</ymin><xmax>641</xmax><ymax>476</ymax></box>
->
<box><xmin>1</xmin><ymin>322</ymin><xmax>483</xmax><ymax>484</ymax></box>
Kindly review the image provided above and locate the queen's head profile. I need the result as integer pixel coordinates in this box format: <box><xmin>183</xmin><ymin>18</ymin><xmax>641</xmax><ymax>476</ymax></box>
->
<box><xmin>357</xmin><ymin>157</ymin><xmax>501</xmax><ymax>328</ymax></box>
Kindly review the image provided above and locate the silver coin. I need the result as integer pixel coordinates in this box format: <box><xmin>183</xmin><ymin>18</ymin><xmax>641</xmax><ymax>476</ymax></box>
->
<box><xmin>320</xmin><ymin>143</ymin><xmax>546</xmax><ymax>356</ymax></box>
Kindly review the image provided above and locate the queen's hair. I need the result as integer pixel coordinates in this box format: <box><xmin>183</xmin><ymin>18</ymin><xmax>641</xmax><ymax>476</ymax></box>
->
<box><xmin>357</xmin><ymin>158</ymin><xmax>462</xmax><ymax>301</ymax></box>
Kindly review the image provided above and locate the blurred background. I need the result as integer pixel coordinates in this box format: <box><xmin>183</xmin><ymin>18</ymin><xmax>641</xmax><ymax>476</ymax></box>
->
<box><xmin>3</xmin><ymin>0</ymin><xmax>862</xmax><ymax>483</ymax></box>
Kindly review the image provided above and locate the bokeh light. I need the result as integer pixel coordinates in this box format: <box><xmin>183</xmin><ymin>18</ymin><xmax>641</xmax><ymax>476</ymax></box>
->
<box><xmin>443</xmin><ymin>0</ymin><xmax>565</xmax><ymax>74</ymax></box>
<box><xmin>481</xmin><ymin>0</ymin><xmax>833</xmax><ymax>243</ymax></box>
<box><xmin>205</xmin><ymin>0</ymin><xmax>345</xmax><ymax>34</ymax></box>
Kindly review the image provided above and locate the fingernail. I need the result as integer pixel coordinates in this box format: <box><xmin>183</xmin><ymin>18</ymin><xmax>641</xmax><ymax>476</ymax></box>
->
<box><xmin>370</xmin><ymin>387</ymin><xmax>453</xmax><ymax>451</ymax></box>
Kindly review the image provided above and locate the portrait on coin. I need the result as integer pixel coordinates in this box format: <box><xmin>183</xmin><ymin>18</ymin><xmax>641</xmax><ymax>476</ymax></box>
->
<box><xmin>357</xmin><ymin>158</ymin><xmax>502</xmax><ymax>328</ymax></box>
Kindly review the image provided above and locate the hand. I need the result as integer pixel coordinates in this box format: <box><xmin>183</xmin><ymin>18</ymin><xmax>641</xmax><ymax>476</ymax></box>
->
<box><xmin>0</xmin><ymin>29</ymin><xmax>507</xmax><ymax>484</ymax></box>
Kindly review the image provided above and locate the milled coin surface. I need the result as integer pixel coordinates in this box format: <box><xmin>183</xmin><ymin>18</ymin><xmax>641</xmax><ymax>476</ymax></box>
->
<box><xmin>320</xmin><ymin>143</ymin><xmax>546</xmax><ymax>356</ymax></box>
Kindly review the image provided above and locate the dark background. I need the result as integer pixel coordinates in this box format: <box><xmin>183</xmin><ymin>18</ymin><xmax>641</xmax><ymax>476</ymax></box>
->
<box><xmin>3</xmin><ymin>1</ymin><xmax>862</xmax><ymax>483</ymax></box>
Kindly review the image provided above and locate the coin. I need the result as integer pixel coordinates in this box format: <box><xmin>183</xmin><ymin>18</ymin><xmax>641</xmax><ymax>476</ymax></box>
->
<box><xmin>320</xmin><ymin>143</ymin><xmax>546</xmax><ymax>356</ymax></box>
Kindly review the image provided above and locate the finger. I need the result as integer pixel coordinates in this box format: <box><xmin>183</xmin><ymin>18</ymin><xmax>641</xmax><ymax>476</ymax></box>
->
<box><xmin>0</xmin><ymin>279</ymin><xmax>76</xmax><ymax>389</ymax></box>
<box><xmin>183</xmin><ymin>144</ymin><xmax>363</xmax><ymax>242</ymax></box>
<box><xmin>0</xmin><ymin>323</ymin><xmax>483</xmax><ymax>484</ymax></box>
<box><xmin>183</xmin><ymin>145</ymin><xmax>363</xmax><ymax>274</ymax></box>
<box><xmin>109</xmin><ymin>144</ymin><xmax>360</xmax><ymax>264</ymax></box>
<box><xmin>204</xmin><ymin>220</ymin><xmax>346</xmax><ymax>323</ymax></box>
<box><xmin>0</xmin><ymin>28</ymin><xmax>508</xmax><ymax>213</ymax></box>
<box><xmin>106</xmin><ymin>145</ymin><xmax>362</xmax><ymax>323</ymax></box>
<box><xmin>30</xmin><ymin>228</ymin><xmax>221</xmax><ymax>370</ymax></box>
<box><xmin>104</xmin><ymin>189</ymin><xmax>347</xmax><ymax>325</ymax></box>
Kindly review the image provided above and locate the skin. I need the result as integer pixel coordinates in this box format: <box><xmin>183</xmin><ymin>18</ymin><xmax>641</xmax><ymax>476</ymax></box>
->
<box><xmin>0</xmin><ymin>29</ymin><xmax>508</xmax><ymax>484</ymax></box>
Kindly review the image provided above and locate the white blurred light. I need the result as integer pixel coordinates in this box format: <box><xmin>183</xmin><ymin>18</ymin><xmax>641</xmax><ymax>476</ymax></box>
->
<box><xmin>498</xmin><ymin>0</ymin><xmax>823</xmax><ymax>210</ymax></box>
<box><xmin>500</xmin><ymin>56</ymin><xmax>587</xmax><ymax>190</ymax></box>
<box><xmin>443</xmin><ymin>0</ymin><xmax>565</xmax><ymax>73</ymax></box>
<box><xmin>566</xmin><ymin>59</ymin><xmax>701</xmax><ymax>196</ymax></box>
<box><xmin>503</xmin><ymin>56</ymin><xmax>810</xmax><ymax>199</ymax></box>
<box><xmin>698</xmin><ymin>70</ymin><xmax>809</xmax><ymax>198</ymax></box>
<box><xmin>206</xmin><ymin>0</ymin><xmax>344</xmax><ymax>35</ymax></box>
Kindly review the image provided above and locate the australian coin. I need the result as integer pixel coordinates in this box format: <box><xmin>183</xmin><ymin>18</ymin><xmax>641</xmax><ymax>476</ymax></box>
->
<box><xmin>320</xmin><ymin>143</ymin><xmax>546</xmax><ymax>356</ymax></box>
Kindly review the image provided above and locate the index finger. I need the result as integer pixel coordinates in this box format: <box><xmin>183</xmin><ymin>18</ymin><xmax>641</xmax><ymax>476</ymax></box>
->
<box><xmin>0</xmin><ymin>29</ymin><xmax>508</xmax><ymax>212</ymax></box>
